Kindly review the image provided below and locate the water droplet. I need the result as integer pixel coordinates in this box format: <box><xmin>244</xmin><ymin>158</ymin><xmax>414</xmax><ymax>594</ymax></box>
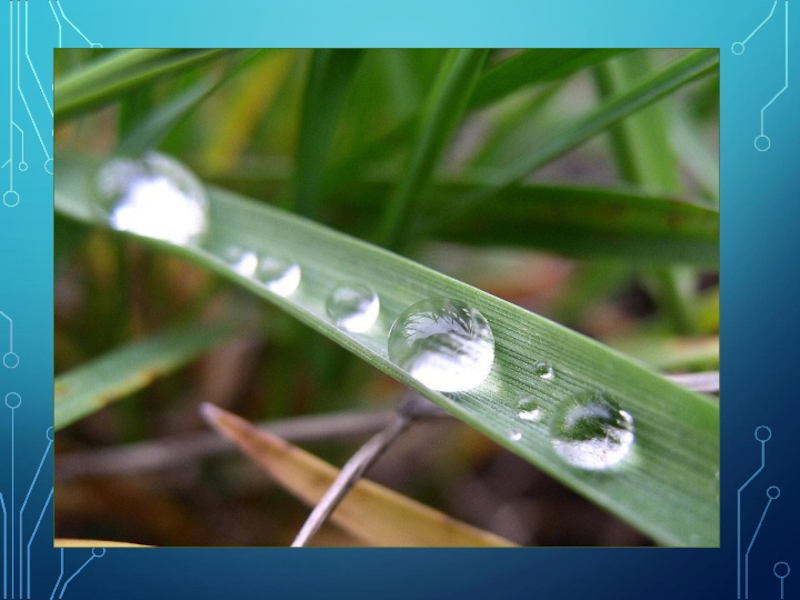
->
<box><xmin>326</xmin><ymin>283</ymin><xmax>380</xmax><ymax>333</ymax></box>
<box><xmin>94</xmin><ymin>152</ymin><xmax>208</xmax><ymax>245</ymax></box>
<box><xmin>255</xmin><ymin>257</ymin><xmax>301</xmax><ymax>297</ymax></box>
<box><xmin>517</xmin><ymin>397</ymin><xmax>543</xmax><ymax>422</ymax></box>
<box><xmin>549</xmin><ymin>391</ymin><xmax>635</xmax><ymax>471</ymax></box>
<box><xmin>533</xmin><ymin>360</ymin><xmax>554</xmax><ymax>380</ymax></box>
<box><xmin>387</xmin><ymin>298</ymin><xmax>495</xmax><ymax>393</ymax></box>
<box><xmin>509</xmin><ymin>430</ymin><xmax>523</xmax><ymax>442</ymax></box>
<box><xmin>224</xmin><ymin>246</ymin><xmax>259</xmax><ymax>277</ymax></box>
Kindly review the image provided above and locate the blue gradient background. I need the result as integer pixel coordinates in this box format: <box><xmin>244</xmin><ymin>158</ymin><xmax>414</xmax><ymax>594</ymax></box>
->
<box><xmin>0</xmin><ymin>0</ymin><xmax>796</xmax><ymax>598</ymax></box>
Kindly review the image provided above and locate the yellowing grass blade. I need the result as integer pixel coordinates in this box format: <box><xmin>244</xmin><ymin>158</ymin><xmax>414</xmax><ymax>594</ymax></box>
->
<box><xmin>54</xmin><ymin>539</ymin><xmax>153</xmax><ymax>548</ymax></box>
<box><xmin>201</xmin><ymin>403</ymin><xmax>517</xmax><ymax>547</ymax></box>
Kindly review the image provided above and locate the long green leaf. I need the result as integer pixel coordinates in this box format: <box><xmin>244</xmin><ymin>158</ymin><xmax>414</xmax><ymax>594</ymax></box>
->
<box><xmin>330</xmin><ymin>49</ymin><xmax>629</xmax><ymax>193</ymax></box>
<box><xmin>208</xmin><ymin>169</ymin><xmax>718</xmax><ymax>266</ymax></box>
<box><xmin>56</xmin><ymin>154</ymin><xmax>719</xmax><ymax>546</ymax></box>
<box><xmin>470</xmin><ymin>49</ymin><xmax>630</xmax><ymax>110</ymax></box>
<box><xmin>378</xmin><ymin>49</ymin><xmax>490</xmax><ymax>249</ymax></box>
<box><xmin>55</xmin><ymin>49</ymin><xmax>233</xmax><ymax>120</ymax></box>
<box><xmin>55</xmin><ymin>322</ymin><xmax>237</xmax><ymax>430</ymax></box>
<box><xmin>339</xmin><ymin>180</ymin><xmax>718</xmax><ymax>266</ymax></box>
<box><xmin>293</xmin><ymin>49</ymin><xmax>365</xmax><ymax>217</ymax></box>
<box><xmin>594</xmin><ymin>51</ymin><xmax>701</xmax><ymax>334</ymax></box>
<box><xmin>452</xmin><ymin>49</ymin><xmax>719</xmax><ymax>215</ymax></box>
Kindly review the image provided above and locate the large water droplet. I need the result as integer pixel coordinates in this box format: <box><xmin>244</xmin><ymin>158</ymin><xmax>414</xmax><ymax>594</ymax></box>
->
<box><xmin>326</xmin><ymin>283</ymin><xmax>380</xmax><ymax>333</ymax></box>
<box><xmin>94</xmin><ymin>152</ymin><xmax>208</xmax><ymax>245</ymax></box>
<box><xmin>533</xmin><ymin>360</ymin><xmax>554</xmax><ymax>380</ymax></box>
<box><xmin>517</xmin><ymin>397</ymin><xmax>543</xmax><ymax>422</ymax></box>
<box><xmin>387</xmin><ymin>298</ymin><xmax>495</xmax><ymax>393</ymax></box>
<box><xmin>549</xmin><ymin>391</ymin><xmax>635</xmax><ymax>470</ymax></box>
<box><xmin>255</xmin><ymin>256</ymin><xmax>301</xmax><ymax>297</ymax></box>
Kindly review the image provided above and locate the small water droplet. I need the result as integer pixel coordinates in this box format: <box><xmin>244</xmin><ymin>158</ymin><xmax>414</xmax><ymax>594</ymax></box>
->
<box><xmin>326</xmin><ymin>283</ymin><xmax>380</xmax><ymax>333</ymax></box>
<box><xmin>94</xmin><ymin>152</ymin><xmax>208</xmax><ymax>245</ymax></box>
<box><xmin>255</xmin><ymin>257</ymin><xmax>301</xmax><ymax>297</ymax></box>
<box><xmin>224</xmin><ymin>246</ymin><xmax>259</xmax><ymax>277</ymax></box>
<box><xmin>549</xmin><ymin>391</ymin><xmax>635</xmax><ymax>471</ymax></box>
<box><xmin>533</xmin><ymin>360</ymin><xmax>554</xmax><ymax>380</ymax></box>
<box><xmin>387</xmin><ymin>298</ymin><xmax>494</xmax><ymax>393</ymax></box>
<box><xmin>510</xmin><ymin>430</ymin><xmax>523</xmax><ymax>442</ymax></box>
<box><xmin>517</xmin><ymin>397</ymin><xmax>543</xmax><ymax>422</ymax></box>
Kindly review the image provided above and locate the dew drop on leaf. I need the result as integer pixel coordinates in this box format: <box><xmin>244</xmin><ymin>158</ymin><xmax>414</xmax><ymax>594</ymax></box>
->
<box><xmin>255</xmin><ymin>256</ymin><xmax>301</xmax><ymax>297</ymax></box>
<box><xmin>387</xmin><ymin>298</ymin><xmax>494</xmax><ymax>393</ymax></box>
<box><xmin>549</xmin><ymin>391</ymin><xmax>635</xmax><ymax>470</ymax></box>
<box><xmin>326</xmin><ymin>283</ymin><xmax>380</xmax><ymax>333</ymax></box>
<box><xmin>94</xmin><ymin>152</ymin><xmax>208</xmax><ymax>246</ymax></box>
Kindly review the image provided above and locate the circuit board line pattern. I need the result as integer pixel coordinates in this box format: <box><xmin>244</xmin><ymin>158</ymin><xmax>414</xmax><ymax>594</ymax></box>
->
<box><xmin>3</xmin><ymin>4</ymin><xmax>102</xmax><ymax>597</ymax></box>
<box><xmin>735</xmin><ymin>426</ymin><xmax>784</xmax><ymax>600</ymax></box>
<box><xmin>4</xmin><ymin>1</ymin><xmax>100</xmax><ymax>207</ymax></box>
<box><xmin>732</xmin><ymin>0</ymin><xmax>791</xmax><ymax>151</ymax></box>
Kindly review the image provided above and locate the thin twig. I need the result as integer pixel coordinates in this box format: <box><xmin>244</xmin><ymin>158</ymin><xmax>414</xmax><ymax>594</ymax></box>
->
<box><xmin>55</xmin><ymin>403</ymin><xmax>449</xmax><ymax>483</ymax></box>
<box><xmin>666</xmin><ymin>371</ymin><xmax>719</xmax><ymax>394</ymax></box>
<box><xmin>290</xmin><ymin>398</ymin><xmax>420</xmax><ymax>547</ymax></box>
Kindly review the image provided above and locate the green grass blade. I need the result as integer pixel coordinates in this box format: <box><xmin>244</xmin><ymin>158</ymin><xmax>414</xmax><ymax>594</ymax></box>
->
<box><xmin>118</xmin><ymin>50</ymin><xmax>269</xmax><ymax>155</ymax></box>
<box><xmin>470</xmin><ymin>49</ymin><xmax>630</xmax><ymax>110</ymax></box>
<box><xmin>378</xmin><ymin>49</ymin><xmax>490</xmax><ymax>249</ymax></box>
<box><xmin>56</xmin><ymin>154</ymin><xmax>719</xmax><ymax>546</ymax></box>
<box><xmin>55</xmin><ymin>49</ymin><xmax>234</xmax><ymax>120</ymax></box>
<box><xmin>293</xmin><ymin>49</ymin><xmax>365</xmax><ymax>217</ymax></box>
<box><xmin>337</xmin><ymin>180</ymin><xmax>718</xmax><ymax>266</ymax></box>
<box><xmin>330</xmin><ymin>49</ymin><xmax>629</xmax><ymax>193</ymax></box>
<box><xmin>459</xmin><ymin>49</ymin><xmax>719</xmax><ymax>208</ymax></box>
<box><xmin>209</xmin><ymin>167</ymin><xmax>718</xmax><ymax>265</ymax></box>
<box><xmin>593</xmin><ymin>51</ymin><xmax>702</xmax><ymax>334</ymax></box>
<box><xmin>55</xmin><ymin>322</ymin><xmax>238</xmax><ymax>431</ymax></box>
<box><xmin>593</xmin><ymin>52</ymin><xmax>682</xmax><ymax>191</ymax></box>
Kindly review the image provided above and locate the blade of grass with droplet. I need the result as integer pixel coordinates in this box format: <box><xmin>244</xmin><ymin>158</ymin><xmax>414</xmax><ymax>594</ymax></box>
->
<box><xmin>56</xmin><ymin>154</ymin><xmax>719</xmax><ymax>546</ymax></box>
<box><xmin>55</xmin><ymin>49</ymin><xmax>235</xmax><ymax>120</ymax></box>
<box><xmin>200</xmin><ymin>403</ymin><xmax>516</xmax><ymax>547</ymax></box>
<box><xmin>55</xmin><ymin>322</ymin><xmax>238</xmax><ymax>431</ymax></box>
<box><xmin>292</xmin><ymin>49</ymin><xmax>365</xmax><ymax>218</ymax></box>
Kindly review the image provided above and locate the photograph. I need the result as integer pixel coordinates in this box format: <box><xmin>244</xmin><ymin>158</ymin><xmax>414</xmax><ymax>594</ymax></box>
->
<box><xmin>53</xmin><ymin>47</ymin><xmax>720</xmax><ymax>548</ymax></box>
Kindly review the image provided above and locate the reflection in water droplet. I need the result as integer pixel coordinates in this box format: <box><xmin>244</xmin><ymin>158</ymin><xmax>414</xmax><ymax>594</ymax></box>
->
<box><xmin>510</xmin><ymin>431</ymin><xmax>523</xmax><ymax>442</ymax></box>
<box><xmin>224</xmin><ymin>246</ymin><xmax>259</xmax><ymax>277</ymax></box>
<box><xmin>517</xmin><ymin>397</ymin><xmax>543</xmax><ymax>422</ymax></box>
<box><xmin>387</xmin><ymin>298</ymin><xmax>494</xmax><ymax>393</ymax></box>
<box><xmin>549</xmin><ymin>391</ymin><xmax>635</xmax><ymax>471</ymax></box>
<box><xmin>533</xmin><ymin>360</ymin><xmax>554</xmax><ymax>380</ymax></box>
<box><xmin>95</xmin><ymin>152</ymin><xmax>208</xmax><ymax>245</ymax></box>
<box><xmin>255</xmin><ymin>257</ymin><xmax>301</xmax><ymax>297</ymax></box>
<box><xmin>326</xmin><ymin>283</ymin><xmax>380</xmax><ymax>333</ymax></box>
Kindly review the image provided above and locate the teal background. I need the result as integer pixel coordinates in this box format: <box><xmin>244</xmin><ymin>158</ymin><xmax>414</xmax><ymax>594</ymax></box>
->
<box><xmin>1</xmin><ymin>0</ymin><xmax>796</xmax><ymax>598</ymax></box>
